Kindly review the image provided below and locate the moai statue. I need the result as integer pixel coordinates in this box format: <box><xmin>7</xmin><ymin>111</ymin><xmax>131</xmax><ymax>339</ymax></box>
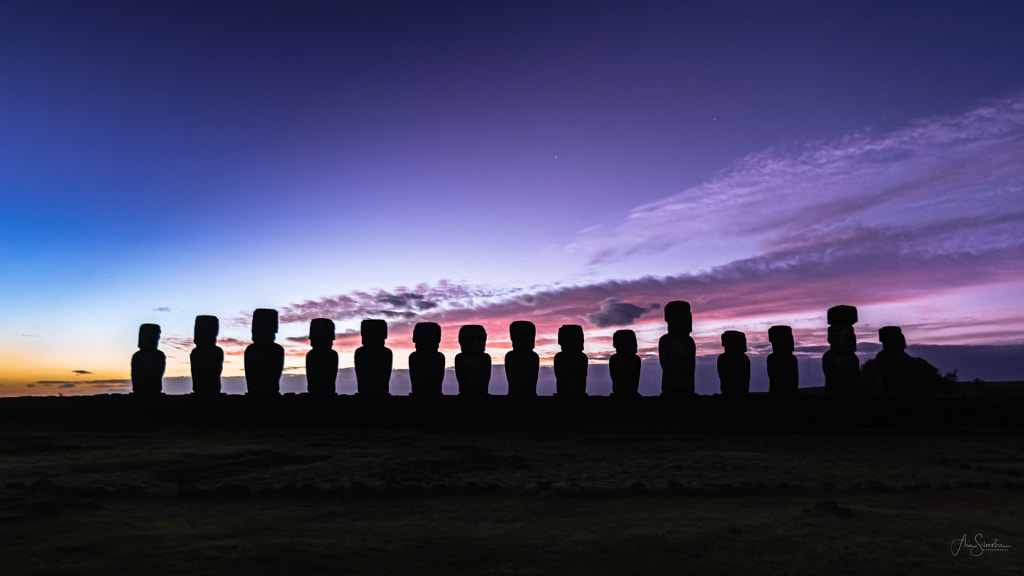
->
<box><xmin>190</xmin><ymin>315</ymin><xmax>223</xmax><ymax>397</ymax></box>
<box><xmin>409</xmin><ymin>321</ymin><xmax>444</xmax><ymax>397</ymax></box>
<box><xmin>822</xmin><ymin>305</ymin><xmax>860</xmax><ymax>396</ymax></box>
<box><xmin>456</xmin><ymin>325</ymin><xmax>490</xmax><ymax>397</ymax></box>
<box><xmin>554</xmin><ymin>324</ymin><xmax>588</xmax><ymax>397</ymax></box>
<box><xmin>659</xmin><ymin>301</ymin><xmax>696</xmax><ymax>396</ymax></box>
<box><xmin>131</xmin><ymin>323</ymin><xmax>165</xmax><ymax>396</ymax></box>
<box><xmin>244</xmin><ymin>308</ymin><xmax>284</xmax><ymax>396</ymax></box>
<box><xmin>610</xmin><ymin>329</ymin><xmax>641</xmax><ymax>397</ymax></box>
<box><xmin>718</xmin><ymin>330</ymin><xmax>750</xmax><ymax>396</ymax></box>
<box><xmin>306</xmin><ymin>318</ymin><xmax>338</xmax><ymax>396</ymax></box>
<box><xmin>505</xmin><ymin>321</ymin><xmax>539</xmax><ymax>398</ymax></box>
<box><xmin>767</xmin><ymin>325</ymin><xmax>798</xmax><ymax>396</ymax></box>
<box><xmin>355</xmin><ymin>319</ymin><xmax>392</xmax><ymax>396</ymax></box>
<box><xmin>876</xmin><ymin>326</ymin><xmax>913</xmax><ymax>396</ymax></box>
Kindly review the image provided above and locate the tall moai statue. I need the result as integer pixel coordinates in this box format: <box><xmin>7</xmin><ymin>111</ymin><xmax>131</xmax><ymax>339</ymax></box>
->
<box><xmin>876</xmin><ymin>326</ymin><xmax>913</xmax><ymax>396</ymax></box>
<box><xmin>505</xmin><ymin>321</ymin><xmax>539</xmax><ymax>398</ymax></box>
<box><xmin>718</xmin><ymin>330</ymin><xmax>750</xmax><ymax>396</ymax></box>
<box><xmin>822</xmin><ymin>305</ymin><xmax>860</xmax><ymax>396</ymax></box>
<box><xmin>610</xmin><ymin>329</ymin><xmax>641</xmax><ymax>397</ymax></box>
<box><xmin>409</xmin><ymin>321</ymin><xmax>444</xmax><ymax>397</ymax></box>
<box><xmin>306</xmin><ymin>318</ymin><xmax>338</xmax><ymax>396</ymax></box>
<box><xmin>355</xmin><ymin>319</ymin><xmax>392</xmax><ymax>396</ymax></box>
<box><xmin>456</xmin><ymin>325</ymin><xmax>491</xmax><ymax>397</ymax></box>
<box><xmin>659</xmin><ymin>301</ymin><xmax>696</xmax><ymax>396</ymax></box>
<box><xmin>131</xmin><ymin>323</ymin><xmax>165</xmax><ymax>396</ymax></box>
<box><xmin>767</xmin><ymin>325</ymin><xmax>798</xmax><ymax>396</ymax></box>
<box><xmin>245</xmin><ymin>308</ymin><xmax>284</xmax><ymax>396</ymax></box>
<box><xmin>190</xmin><ymin>315</ymin><xmax>224</xmax><ymax>397</ymax></box>
<box><xmin>554</xmin><ymin>324</ymin><xmax>588</xmax><ymax>397</ymax></box>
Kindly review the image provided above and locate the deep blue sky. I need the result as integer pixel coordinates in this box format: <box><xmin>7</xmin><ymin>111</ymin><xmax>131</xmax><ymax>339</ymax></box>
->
<box><xmin>2</xmin><ymin>1</ymin><xmax>1023</xmax><ymax>392</ymax></box>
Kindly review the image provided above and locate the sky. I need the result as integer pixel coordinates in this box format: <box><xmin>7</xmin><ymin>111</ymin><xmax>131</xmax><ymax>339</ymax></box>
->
<box><xmin>1</xmin><ymin>0</ymin><xmax>1022</xmax><ymax>395</ymax></box>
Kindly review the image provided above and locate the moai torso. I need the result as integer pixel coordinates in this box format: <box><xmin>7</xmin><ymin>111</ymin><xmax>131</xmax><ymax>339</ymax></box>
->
<box><xmin>409</xmin><ymin>322</ymin><xmax>444</xmax><ymax>397</ymax></box>
<box><xmin>660</xmin><ymin>301</ymin><xmax>695</xmax><ymax>396</ymax></box>
<box><xmin>718</xmin><ymin>330</ymin><xmax>750</xmax><ymax>396</ymax></box>
<box><xmin>505</xmin><ymin>321</ymin><xmax>539</xmax><ymax>398</ymax></box>
<box><xmin>245</xmin><ymin>308</ymin><xmax>284</xmax><ymax>396</ymax></box>
<box><xmin>191</xmin><ymin>315</ymin><xmax>223</xmax><ymax>397</ymax></box>
<box><xmin>306</xmin><ymin>318</ymin><xmax>338</xmax><ymax>396</ymax></box>
<box><xmin>610</xmin><ymin>329</ymin><xmax>640</xmax><ymax>397</ymax></box>
<box><xmin>355</xmin><ymin>319</ymin><xmax>392</xmax><ymax>395</ymax></box>
<box><xmin>823</xmin><ymin>305</ymin><xmax>860</xmax><ymax>396</ymax></box>
<box><xmin>455</xmin><ymin>325</ymin><xmax>491</xmax><ymax>397</ymax></box>
<box><xmin>767</xmin><ymin>325</ymin><xmax>798</xmax><ymax>396</ymax></box>
<box><xmin>132</xmin><ymin>323</ymin><xmax>165</xmax><ymax>396</ymax></box>
<box><xmin>554</xmin><ymin>324</ymin><xmax>587</xmax><ymax>397</ymax></box>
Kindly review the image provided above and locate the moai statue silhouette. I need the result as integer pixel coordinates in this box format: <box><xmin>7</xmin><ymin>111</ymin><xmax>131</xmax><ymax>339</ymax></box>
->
<box><xmin>555</xmin><ymin>324</ymin><xmax>588</xmax><ymax>397</ymax></box>
<box><xmin>659</xmin><ymin>301</ymin><xmax>696</xmax><ymax>396</ymax></box>
<box><xmin>245</xmin><ymin>308</ymin><xmax>284</xmax><ymax>396</ymax></box>
<box><xmin>306</xmin><ymin>318</ymin><xmax>338</xmax><ymax>396</ymax></box>
<box><xmin>409</xmin><ymin>322</ymin><xmax>444</xmax><ymax>397</ymax></box>
<box><xmin>718</xmin><ymin>330</ymin><xmax>750</xmax><ymax>396</ymax></box>
<box><xmin>131</xmin><ymin>323</ymin><xmax>165</xmax><ymax>396</ymax></box>
<box><xmin>767</xmin><ymin>325</ymin><xmax>798</xmax><ymax>396</ymax></box>
<box><xmin>822</xmin><ymin>305</ymin><xmax>860</xmax><ymax>396</ymax></box>
<box><xmin>610</xmin><ymin>329</ymin><xmax>641</xmax><ymax>397</ymax></box>
<box><xmin>456</xmin><ymin>325</ymin><xmax>491</xmax><ymax>397</ymax></box>
<box><xmin>505</xmin><ymin>321</ymin><xmax>539</xmax><ymax>398</ymax></box>
<box><xmin>355</xmin><ymin>319</ymin><xmax>392</xmax><ymax>396</ymax></box>
<box><xmin>190</xmin><ymin>315</ymin><xmax>223</xmax><ymax>397</ymax></box>
<box><xmin>876</xmin><ymin>326</ymin><xmax>913</xmax><ymax>396</ymax></box>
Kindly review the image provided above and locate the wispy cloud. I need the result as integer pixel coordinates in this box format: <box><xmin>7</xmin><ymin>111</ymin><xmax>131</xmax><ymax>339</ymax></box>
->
<box><xmin>153</xmin><ymin>306</ymin><xmax>171</xmax><ymax>312</ymax></box>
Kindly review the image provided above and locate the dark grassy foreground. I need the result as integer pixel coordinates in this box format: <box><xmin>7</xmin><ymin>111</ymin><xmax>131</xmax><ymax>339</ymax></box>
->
<box><xmin>2</xmin><ymin>390</ymin><xmax>1023</xmax><ymax>575</ymax></box>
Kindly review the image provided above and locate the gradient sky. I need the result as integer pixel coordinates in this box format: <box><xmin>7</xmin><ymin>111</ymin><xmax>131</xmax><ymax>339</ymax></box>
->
<box><xmin>2</xmin><ymin>0</ymin><xmax>1022</xmax><ymax>395</ymax></box>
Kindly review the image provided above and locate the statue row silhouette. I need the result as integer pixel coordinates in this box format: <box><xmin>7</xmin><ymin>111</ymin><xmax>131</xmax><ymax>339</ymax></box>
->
<box><xmin>130</xmin><ymin>302</ymin><xmax>923</xmax><ymax>398</ymax></box>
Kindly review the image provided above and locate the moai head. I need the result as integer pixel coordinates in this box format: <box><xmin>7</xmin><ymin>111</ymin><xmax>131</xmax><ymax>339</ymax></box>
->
<box><xmin>827</xmin><ymin>305</ymin><xmax>858</xmax><ymax>326</ymax></box>
<box><xmin>879</xmin><ymin>326</ymin><xmax>906</xmax><ymax>352</ymax></box>
<box><xmin>768</xmin><ymin>325</ymin><xmax>794</xmax><ymax>354</ymax></box>
<box><xmin>509</xmin><ymin>321</ymin><xmax>536</xmax><ymax>351</ymax></box>
<box><xmin>558</xmin><ymin>324</ymin><xmax>585</xmax><ymax>353</ymax></box>
<box><xmin>252</xmin><ymin>308</ymin><xmax>278</xmax><ymax>343</ymax></box>
<box><xmin>194</xmin><ymin>315</ymin><xmax>219</xmax><ymax>348</ymax></box>
<box><xmin>310</xmin><ymin>318</ymin><xmax>335</xmax><ymax>349</ymax></box>
<box><xmin>361</xmin><ymin>319</ymin><xmax>388</xmax><ymax>347</ymax></box>
<box><xmin>613</xmin><ymin>329</ymin><xmax>637</xmax><ymax>354</ymax></box>
<box><xmin>138</xmin><ymin>323</ymin><xmax>161</xmax><ymax>350</ymax></box>
<box><xmin>827</xmin><ymin>325</ymin><xmax>857</xmax><ymax>353</ymax></box>
<box><xmin>721</xmin><ymin>330</ymin><xmax>747</xmax><ymax>353</ymax></box>
<box><xmin>459</xmin><ymin>325</ymin><xmax>487</xmax><ymax>354</ymax></box>
<box><xmin>664</xmin><ymin>300</ymin><xmax>692</xmax><ymax>334</ymax></box>
<box><xmin>413</xmin><ymin>322</ymin><xmax>441</xmax><ymax>352</ymax></box>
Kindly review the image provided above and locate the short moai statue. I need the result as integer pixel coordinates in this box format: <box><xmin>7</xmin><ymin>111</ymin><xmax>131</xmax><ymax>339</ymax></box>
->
<box><xmin>409</xmin><ymin>322</ymin><xmax>445</xmax><ymax>397</ymax></box>
<box><xmin>876</xmin><ymin>326</ymin><xmax>913</xmax><ymax>396</ymax></box>
<box><xmin>505</xmin><ymin>321</ymin><xmax>539</xmax><ymax>398</ymax></box>
<box><xmin>245</xmin><ymin>308</ymin><xmax>284</xmax><ymax>396</ymax></box>
<box><xmin>355</xmin><ymin>319</ymin><xmax>392</xmax><ymax>396</ymax></box>
<box><xmin>131</xmin><ymin>323</ymin><xmax>165</xmax><ymax>396</ymax></box>
<box><xmin>305</xmin><ymin>318</ymin><xmax>338</xmax><ymax>396</ymax></box>
<box><xmin>822</xmin><ymin>305</ymin><xmax>860</xmax><ymax>396</ymax></box>
<box><xmin>718</xmin><ymin>330</ymin><xmax>750</xmax><ymax>396</ymax></box>
<box><xmin>610</xmin><ymin>329</ymin><xmax>641</xmax><ymax>397</ymax></box>
<box><xmin>767</xmin><ymin>325</ymin><xmax>798</xmax><ymax>396</ymax></box>
<box><xmin>554</xmin><ymin>324</ymin><xmax>588</xmax><ymax>397</ymax></box>
<box><xmin>456</xmin><ymin>325</ymin><xmax>491</xmax><ymax>397</ymax></box>
<box><xmin>190</xmin><ymin>315</ymin><xmax>223</xmax><ymax>397</ymax></box>
<box><xmin>659</xmin><ymin>301</ymin><xmax>696</xmax><ymax>396</ymax></box>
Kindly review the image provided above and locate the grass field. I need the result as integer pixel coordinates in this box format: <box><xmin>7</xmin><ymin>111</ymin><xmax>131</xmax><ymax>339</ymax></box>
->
<box><xmin>2</xmin><ymin>393</ymin><xmax>1023</xmax><ymax>574</ymax></box>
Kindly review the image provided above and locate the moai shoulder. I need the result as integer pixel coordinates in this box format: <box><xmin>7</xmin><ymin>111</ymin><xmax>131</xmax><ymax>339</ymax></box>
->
<box><xmin>306</xmin><ymin>318</ymin><xmax>338</xmax><ymax>396</ymax></box>
<box><xmin>410</xmin><ymin>321</ymin><xmax>444</xmax><ymax>397</ymax></box>
<box><xmin>456</xmin><ymin>324</ymin><xmax>490</xmax><ymax>397</ymax></box>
